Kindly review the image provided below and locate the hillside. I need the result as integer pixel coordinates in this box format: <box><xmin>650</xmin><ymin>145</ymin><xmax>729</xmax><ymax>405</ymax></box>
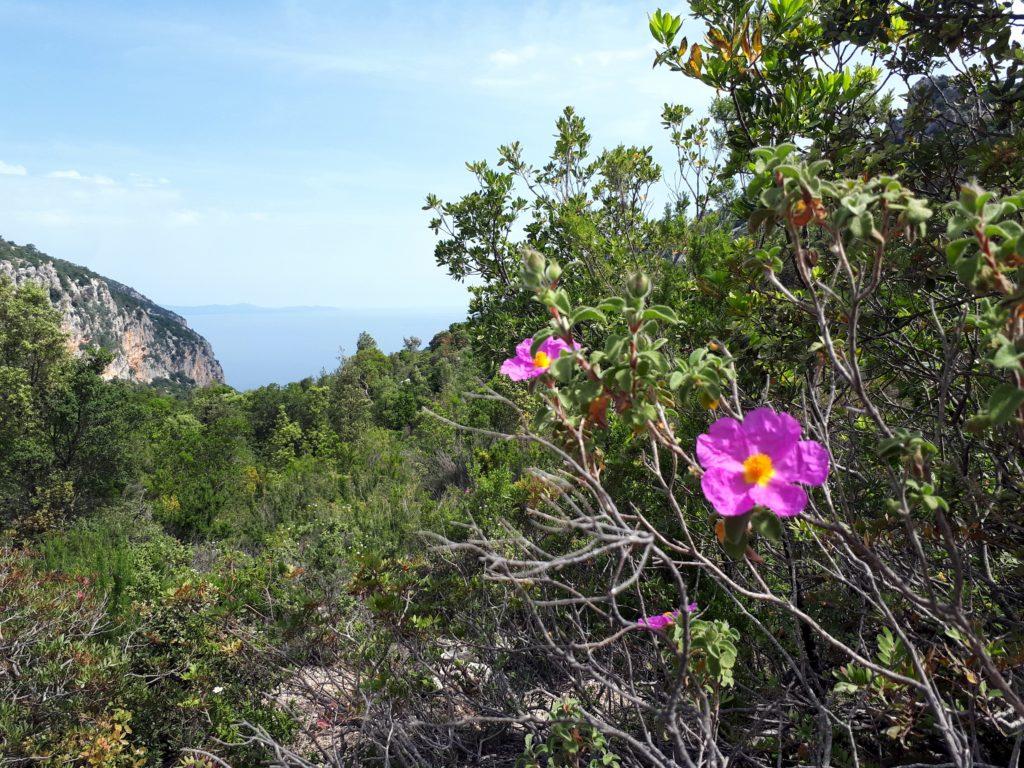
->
<box><xmin>0</xmin><ymin>238</ymin><xmax>223</xmax><ymax>386</ymax></box>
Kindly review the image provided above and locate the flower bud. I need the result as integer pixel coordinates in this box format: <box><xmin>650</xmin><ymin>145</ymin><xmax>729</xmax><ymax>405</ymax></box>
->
<box><xmin>545</xmin><ymin>263</ymin><xmax>562</xmax><ymax>282</ymax></box>
<box><xmin>626</xmin><ymin>273</ymin><xmax>651</xmax><ymax>299</ymax></box>
<box><xmin>522</xmin><ymin>248</ymin><xmax>545</xmax><ymax>274</ymax></box>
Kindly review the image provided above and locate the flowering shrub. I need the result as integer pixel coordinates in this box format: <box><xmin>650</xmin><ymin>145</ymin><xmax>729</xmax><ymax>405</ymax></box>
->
<box><xmin>221</xmin><ymin>2</ymin><xmax>1024</xmax><ymax>758</ymax></box>
<box><xmin>18</xmin><ymin>1</ymin><xmax>1019</xmax><ymax>765</ymax></box>
<box><xmin>385</xmin><ymin>25</ymin><xmax>1024</xmax><ymax>753</ymax></box>
<box><xmin>418</xmin><ymin>138</ymin><xmax>1024</xmax><ymax>764</ymax></box>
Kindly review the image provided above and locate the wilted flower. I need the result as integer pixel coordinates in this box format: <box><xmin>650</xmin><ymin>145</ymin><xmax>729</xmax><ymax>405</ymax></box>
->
<box><xmin>697</xmin><ymin>407</ymin><xmax>829</xmax><ymax>518</ymax></box>
<box><xmin>500</xmin><ymin>337</ymin><xmax>578</xmax><ymax>381</ymax></box>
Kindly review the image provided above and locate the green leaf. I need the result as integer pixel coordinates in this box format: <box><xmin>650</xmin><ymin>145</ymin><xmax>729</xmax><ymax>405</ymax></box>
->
<box><xmin>955</xmin><ymin>255</ymin><xmax>981</xmax><ymax>285</ymax></box>
<box><xmin>550</xmin><ymin>289</ymin><xmax>573</xmax><ymax>315</ymax></box>
<box><xmin>643</xmin><ymin>305</ymin><xmax>679</xmax><ymax>324</ymax></box>
<box><xmin>751</xmin><ymin>509</ymin><xmax>783</xmax><ymax>541</ymax></box>
<box><xmin>649</xmin><ymin>11</ymin><xmax>665</xmax><ymax>43</ymax></box>
<box><xmin>598</xmin><ymin>297</ymin><xmax>627</xmax><ymax>313</ymax></box>
<box><xmin>748</xmin><ymin>207</ymin><xmax>776</xmax><ymax>234</ymax></box>
<box><xmin>986</xmin><ymin>383</ymin><xmax>1024</xmax><ymax>425</ymax></box>
<box><xmin>570</xmin><ymin>306</ymin><xmax>607</xmax><ymax>325</ymax></box>
<box><xmin>877</xmin><ymin>627</ymin><xmax>897</xmax><ymax>665</ymax></box>
<box><xmin>876</xmin><ymin>436</ymin><xmax>905</xmax><ymax>460</ymax></box>
<box><xmin>721</xmin><ymin>534</ymin><xmax>748</xmax><ymax>560</ymax></box>
<box><xmin>992</xmin><ymin>342</ymin><xmax>1024</xmax><ymax>373</ymax></box>
<box><xmin>549</xmin><ymin>354</ymin><xmax>576</xmax><ymax>382</ymax></box>
<box><xmin>850</xmin><ymin>211</ymin><xmax>874</xmax><ymax>239</ymax></box>
<box><xmin>945</xmin><ymin>237</ymin><xmax>974</xmax><ymax>261</ymax></box>
<box><xmin>613</xmin><ymin>367</ymin><xmax>633</xmax><ymax>391</ymax></box>
<box><xmin>639</xmin><ymin>349</ymin><xmax>667</xmax><ymax>372</ymax></box>
<box><xmin>723</xmin><ymin>513</ymin><xmax>750</xmax><ymax>544</ymax></box>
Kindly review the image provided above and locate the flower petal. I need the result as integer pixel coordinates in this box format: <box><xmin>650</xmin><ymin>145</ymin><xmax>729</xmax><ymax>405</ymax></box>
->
<box><xmin>749</xmin><ymin>480</ymin><xmax>808</xmax><ymax>517</ymax></box>
<box><xmin>638</xmin><ymin>611</ymin><xmax>677</xmax><ymax>629</ymax></box>
<box><xmin>539</xmin><ymin>337</ymin><xmax>579</xmax><ymax>360</ymax></box>
<box><xmin>696</xmin><ymin>417</ymin><xmax>749</xmax><ymax>470</ymax></box>
<box><xmin>775</xmin><ymin>440</ymin><xmax>830</xmax><ymax>486</ymax></box>
<box><xmin>515</xmin><ymin>338</ymin><xmax>535</xmax><ymax>360</ymax></box>
<box><xmin>500</xmin><ymin>358</ymin><xmax>541</xmax><ymax>381</ymax></box>
<box><xmin>742</xmin><ymin>407</ymin><xmax>802</xmax><ymax>461</ymax></box>
<box><xmin>700</xmin><ymin>466</ymin><xmax>756</xmax><ymax>517</ymax></box>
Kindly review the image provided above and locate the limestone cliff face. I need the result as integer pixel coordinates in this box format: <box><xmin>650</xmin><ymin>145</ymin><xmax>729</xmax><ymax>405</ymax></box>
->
<box><xmin>0</xmin><ymin>239</ymin><xmax>224</xmax><ymax>387</ymax></box>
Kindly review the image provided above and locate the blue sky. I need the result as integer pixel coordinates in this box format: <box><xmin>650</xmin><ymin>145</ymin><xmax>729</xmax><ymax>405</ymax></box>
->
<box><xmin>0</xmin><ymin>1</ymin><xmax>709</xmax><ymax>308</ymax></box>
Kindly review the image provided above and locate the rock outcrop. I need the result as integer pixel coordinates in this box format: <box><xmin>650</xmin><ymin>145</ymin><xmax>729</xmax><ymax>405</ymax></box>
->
<box><xmin>0</xmin><ymin>238</ymin><xmax>224</xmax><ymax>387</ymax></box>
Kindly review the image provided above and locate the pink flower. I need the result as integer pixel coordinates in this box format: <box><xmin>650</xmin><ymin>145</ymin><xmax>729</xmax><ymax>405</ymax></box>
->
<box><xmin>500</xmin><ymin>337</ymin><xmax>578</xmax><ymax>381</ymax></box>
<box><xmin>639</xmin><ymin>611</ymin><xmax>678</xmax><ymax>629</ymax></box>
<box><xmin>697</xmin><ymin>407</ymin><xmax>829</xmax><ymax>518</ymax></box>
<box><xmin>638</xmin><ymin>603</ymin><xmax>697</xmax><ymax>629</ymax></box>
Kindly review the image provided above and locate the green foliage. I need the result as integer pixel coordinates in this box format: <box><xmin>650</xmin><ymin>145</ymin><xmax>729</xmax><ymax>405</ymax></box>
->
<box><xmin>426</xmin><ymin>106</ymin><xmax>704</xmax><ymax>373</ymax></box>
<box><xmin>7</xmin><ymin>0</ymin><xmax>1024</xmax><ymax>763</ymax></box>
<box><xmin>0</xmin><ymin>545</ymin><xmax>296</xmax><ymax>764</ymax></box>
<box><xmin>674</xmin><ymin>618</ymin><xmax>741</xmax><ymax>689</ymax></box>
<box><xmin>36</xmin><ymin>505</ymin><xmax>189</xmax><ymax>615</ymax></box>
<box><xmin>520</xmin><ymin>699</ymin><xmax>622</xmax><ymax>768</ymax></box>
<box><xmin>0</xmin><ymin>279</ymin><xmax>142</xmax><ymax>535</ymax></box>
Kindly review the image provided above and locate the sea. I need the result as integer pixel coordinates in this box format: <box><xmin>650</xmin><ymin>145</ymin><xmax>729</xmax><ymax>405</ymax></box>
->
<box><xmin>170</xmin><ymin>304</ymin><xmax>466</xmax><ymax>391</ymax></box>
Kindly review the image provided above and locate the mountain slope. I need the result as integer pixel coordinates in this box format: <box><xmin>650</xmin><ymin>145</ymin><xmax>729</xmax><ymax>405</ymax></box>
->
<box><xmin>0</xmin><ymin>238</ymin><xmax>224</xmax><ymax>386</ymax></box>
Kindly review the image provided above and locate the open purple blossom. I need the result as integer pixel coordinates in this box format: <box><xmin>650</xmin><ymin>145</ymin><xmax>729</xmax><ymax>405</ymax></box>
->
<box><xmin>697</xmin><ymin>407</ymin><xmax>829</xmax><ymax>518</ymax></box>
<box><xmin>499</xmin><ymin>337</ymin><xmax>578</xmax><ymax>381</ymax></box>
<box><xmin>638</xmin><ymin>602</ymin><xmax>698</xmax><ymax>629</ymax></box>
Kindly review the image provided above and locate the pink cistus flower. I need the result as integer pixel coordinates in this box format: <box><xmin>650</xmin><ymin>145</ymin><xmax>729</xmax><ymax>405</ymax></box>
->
<box><xmin>697</xmin><ymin>407</ymin><xmax>829</xmax><ymax>518</ymax></box>
<box><xmin>500</xmin><ymin>337</ymin><xmax>578</xmax><ymax>381</ymax></box>
<box><xmin>638</xmin><ymin>603</ymin><xmax>698</xmax><ymax>629</ymax></box>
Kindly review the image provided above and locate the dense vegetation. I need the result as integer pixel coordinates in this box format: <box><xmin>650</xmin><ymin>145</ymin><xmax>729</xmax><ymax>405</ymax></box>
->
<box><xmin>3</xmin><ymin>1</ymin><xmax>1024</xmax><ymax>765</ymax></box>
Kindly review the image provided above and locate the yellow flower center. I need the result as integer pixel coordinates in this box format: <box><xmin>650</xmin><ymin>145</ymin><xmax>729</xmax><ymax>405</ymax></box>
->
<box><xmin>532</xmin><ymin>351</ymin><xmax>552</xmax><ymax>369</ymax></box>
<box><xmin>742</xmin><ymin>453</ymin><xmax>775</xmax><ymax>486</ymax></box>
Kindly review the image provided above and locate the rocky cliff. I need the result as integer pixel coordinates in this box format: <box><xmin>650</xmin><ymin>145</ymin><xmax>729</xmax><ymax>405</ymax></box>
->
<box><xmin>0</xmin><ymin>238</ymin><xmax>224</xmax><ymax>387</ymax></box>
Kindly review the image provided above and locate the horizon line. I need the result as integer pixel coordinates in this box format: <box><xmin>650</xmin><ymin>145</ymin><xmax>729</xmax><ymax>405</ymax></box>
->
<box><xmin>168</xmin><ymin>302</ymin><xmax>468</xmax><ymax>313</ymax></box>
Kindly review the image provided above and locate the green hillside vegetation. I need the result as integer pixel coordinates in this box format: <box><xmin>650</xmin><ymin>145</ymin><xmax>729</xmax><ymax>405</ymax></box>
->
<box><xmin>2</xmin><ymin>0</ymin><xmax>1024</xmax><ymax>766</ymax></box>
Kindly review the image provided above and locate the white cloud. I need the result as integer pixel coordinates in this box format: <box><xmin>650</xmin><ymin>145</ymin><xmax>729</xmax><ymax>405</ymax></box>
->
<box><xmin>128</xmin><ymin>172</ymin><xmax>173</xmax><ymax>188</ymax></box>
<box><xmin>489</xmin><ymin>45</ymin><xmax>538</xmax><ymax>68</ymax></box>
<box><xmin>171</xmin><ymin>209</ymin><xmax>202</xmax><ymax>225</ymax></box>
<box><xmin>48</xmin><ymin>169</ymin><xmax>85</xmax><ymax>180</ymax></box>
<box><xmin>48</xmin><ymin>169</ymin><xmax>116</xmax><ymax>185</ymax></box>
<box><xmin>0</xmin><ymin>160</ymin><xmax>27</xmax><ymax>176</ymax></box>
